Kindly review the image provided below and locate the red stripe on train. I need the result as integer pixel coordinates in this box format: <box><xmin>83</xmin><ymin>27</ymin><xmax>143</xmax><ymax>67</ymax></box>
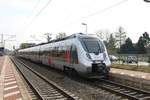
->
<box><xmin>48</xmin><ymin>57</ymin><xmax>52</xmax><ymax>65</ymax></box>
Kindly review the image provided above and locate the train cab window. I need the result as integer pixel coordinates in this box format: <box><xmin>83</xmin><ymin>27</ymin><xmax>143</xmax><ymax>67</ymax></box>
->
<box><xmin>81</xmin><ymin>37</ymin><xmax>105</xmax><ymax>54</ymax></box>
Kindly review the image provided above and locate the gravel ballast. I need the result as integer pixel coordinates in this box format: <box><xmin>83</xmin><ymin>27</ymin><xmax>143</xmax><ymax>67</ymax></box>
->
<box><xmin>18</xmin><ymin>58</ymin><xmax>123</xmax><ymax>100</ymax></box>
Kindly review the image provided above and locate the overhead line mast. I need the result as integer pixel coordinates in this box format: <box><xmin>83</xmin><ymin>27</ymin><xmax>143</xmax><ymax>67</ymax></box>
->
<box><xmin>0</xmin><ymin>34</ymin><xmax>16</xmax><ymax>49</ymax></box>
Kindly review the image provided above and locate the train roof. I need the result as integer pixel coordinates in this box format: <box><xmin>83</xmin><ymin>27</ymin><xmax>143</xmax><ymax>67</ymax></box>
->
<box><xmin>18</xmin><ymin>33</ymin><xmax>99</xmax><ymax>50</ymax></box>
<box><xmin>42</xmin><ymin>33</ymin><xmax>98</xmax><ymax>44</ymax></box>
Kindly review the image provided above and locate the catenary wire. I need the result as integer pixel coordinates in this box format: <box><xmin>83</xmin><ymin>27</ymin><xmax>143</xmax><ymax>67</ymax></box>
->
<box><xmin>21</xmin><ymin>0</ymin><xmax>53</xmax><ymax>33</ymax></box>
<box><xmin>57</xmin><ymin>0</ymin><xmax>128</xmax><ymax>31</ymax></box>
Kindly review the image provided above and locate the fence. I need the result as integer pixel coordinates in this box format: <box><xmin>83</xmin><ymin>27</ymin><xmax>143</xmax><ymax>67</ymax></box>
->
<box><xmin>110</xmin><ymin>54</ymin><xmax>150</xmax><ymax>67</ymax></box>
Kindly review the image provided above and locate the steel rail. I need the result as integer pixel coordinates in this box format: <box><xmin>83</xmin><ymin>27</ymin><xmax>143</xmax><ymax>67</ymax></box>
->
<box><xmin>11</xmin><ymin>57</ymin><xmax>78</xmax><ymax>100</ymax></box>
<box><xmin>92</xmin><ymin>79</ymin><xmax>150</xmax><ymax>100</ymax></box>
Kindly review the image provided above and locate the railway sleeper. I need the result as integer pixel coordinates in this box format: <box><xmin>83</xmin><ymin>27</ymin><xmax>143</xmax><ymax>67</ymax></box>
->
<box><xmin>111</xmin><ymin>87</ymin><xmax>121</xmax><ymax>90</ymax></box>
<box><xmin>45</xmin><ymin>95</ymin><xmax>65</xmax><ymax>99</ymax></box>
<box><xmin>121</xmin><ymin>90</ymin><xmax>131</xmax><ymax>93</ymax></box>
<box><xmin>135</xmin><ymin>94</ymin><xmax>146</xmax><ymax>98</ymax></box>
<box><xmin>139</xmin><ymin>96</ymin><xmax>150</xmax><ymax>100</ymax></box>
<box><xmin>126</xmin><ymin>92</ymin><xmax>137</xmax><ymax>95</ymax></box>
<box><xmin>116</xmin><ymin>89</ymin><xmax>126</xmax><ymax>92</ymax></box>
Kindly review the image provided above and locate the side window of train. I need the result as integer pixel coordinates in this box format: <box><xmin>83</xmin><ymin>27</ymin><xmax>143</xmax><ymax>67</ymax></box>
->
<box><xmin>56</xmin><ymin>47</ymin><xmax>59</xmax><ymax>57</ymax></box>
<box><xmin>53</xmin><ymin>47</ymin><xmax>58</xmax><ymax>57</ymax></box>
<box><xmin>49</xmin><ymin>47</ymin><xmax>52</xmax><ymax>56</ymax></box>
<box><xmin>57</xmin><ymin>46</ymin><xmax>61</xmax><ymax>57</ymax></box>
<box><xmin>52</xmin><ymin>47</ymin><xmax>55</xmax><ymax>57</ymax></box>
<box><xmin>46</xmin><ymin>47</ymin><xmax>49</xmax><ymax>56</ymax></box>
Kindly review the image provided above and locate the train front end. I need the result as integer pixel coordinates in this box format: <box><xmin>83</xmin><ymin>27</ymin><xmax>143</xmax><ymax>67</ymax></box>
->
<box><xmin>77</xmin><ymin>35</ymin><xmax>111</xmax><ymax>78</ymax></box>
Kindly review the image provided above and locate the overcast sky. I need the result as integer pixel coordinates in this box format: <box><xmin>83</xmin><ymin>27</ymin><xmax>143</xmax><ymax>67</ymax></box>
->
<box><xmin>0</xmin><ymin>0</ymin><xmax>150</xmax><ymax>50</ymax></box>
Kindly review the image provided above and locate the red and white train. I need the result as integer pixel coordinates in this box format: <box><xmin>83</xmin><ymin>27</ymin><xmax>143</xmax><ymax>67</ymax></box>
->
<box><xmin>17</xmin><ymin>33</ymin><xmax>111</xmax><ymax>78</ymax></box>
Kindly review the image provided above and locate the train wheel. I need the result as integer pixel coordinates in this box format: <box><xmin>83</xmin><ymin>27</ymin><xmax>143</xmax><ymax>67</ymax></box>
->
<box><xmin>71</xmin><ymin>69</ymin><xmax>78</xmax><ymax>77</ymax></box>
<box><xmin>63</xmin><ymin>66</ymin><xmax>67</xmax><ymax>73</ymax></box>
<box><xmin>63</xmin><ymin>66</ymin><xmax>77</xmax><ymax>77</ymax></box>
<box><xmin>63</xmin><ymin>66</ymin><xmax>71</xmax><ymax>75</ymax></box>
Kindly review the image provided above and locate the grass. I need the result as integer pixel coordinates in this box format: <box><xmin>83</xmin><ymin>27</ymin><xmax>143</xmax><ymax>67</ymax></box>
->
<box><xmin>111</xmin><ymin>64</ymin><xmax>150</xmax><ymax>73</ymax></box>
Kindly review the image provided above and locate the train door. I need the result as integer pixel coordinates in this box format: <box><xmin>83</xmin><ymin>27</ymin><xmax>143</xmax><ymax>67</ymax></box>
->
<box><xmin>70</xmin><ymin>45</ymin><xmax>78</xmax><ymax>64</ymax></box>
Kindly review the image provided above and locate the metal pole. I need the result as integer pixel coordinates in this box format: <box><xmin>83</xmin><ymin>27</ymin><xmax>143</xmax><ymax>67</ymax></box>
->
<box><xmin>1</xmin><ymin>34</ymin><xmax>3</xmax><ymax>47</ymax></box>
<box><xmin>2</xmin><ymin>34</ymin><xmax>3</xmax><ymax>44</ymax></box>
<box><xmin>3</xmin><ymin>40</ymin><xmax>5</xmax><ymax>48</ymax></box>
<box><xmin>85</xmin><ymin>24</ymin><xmax>87</xmax><ymax>34</ymax></box>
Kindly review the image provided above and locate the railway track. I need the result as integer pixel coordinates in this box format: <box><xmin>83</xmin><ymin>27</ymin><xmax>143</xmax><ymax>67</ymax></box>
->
<box><xmin>91</xmin><ymin>79</ymin><xmax>150</xmax><ymax>100</ymax></box>
<box><xmin>11</xmin><ymin>57</ymin><xmax>80</xmax><ymax>100</ymax></box>
<box><xmin>11</xmin><ymin>57</ymin><xmax>150</xmax><ymax>100</ymax></box>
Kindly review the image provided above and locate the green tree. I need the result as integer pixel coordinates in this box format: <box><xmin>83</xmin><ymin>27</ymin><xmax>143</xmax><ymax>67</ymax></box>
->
<box><xmin>19</xmin><ymin>43</ymin><xmax>35</xmax><ymax>49</ymax></box>
<box><xmin>142</xmin><ymin>32</ymin><xmax>150</xmax><ymax>48</ymax></box>
<box><xmin>20</xmin><ymin>43</ymin><xmax>27</xmax><ymax>49</ymax></box>
<box><xmin>136</xmin><ymin>32</ymin><xmax>150</xmax><ymax>54</ymax></box>
<box><xmin>56</xmin><ymin>32</ymin><xmax>66</xmax><ymax>39</ymax></box>
<box><xmin>120</xmin><ymin>37</ymin><xmax>134</xmax><ymax>54</ymax></box>
<box><xmin>107</xmin><ymin>34</ymin><xmax>117</xmax><ymax>54</ymax></box>
<box><xmin>136</xmin><ymin>36</ymin><xmax>146</xmax><ymax>54</ymax></box>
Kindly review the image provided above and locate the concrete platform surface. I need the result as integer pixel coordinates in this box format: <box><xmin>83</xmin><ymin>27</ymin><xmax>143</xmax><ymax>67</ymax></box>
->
<box><xmin>0</xmin><ymin>56</ymin><xmax>31</xmax><ymax>100</ymax></box>
<box><xmin>0</xmin><ymin>56</ymin><xmax>5</xmax><ymax>75</ymax></box>
<box><xmin>110</xmin><ymin>68</ymin><xmax>150</xmax><ymax>80</ymax></box>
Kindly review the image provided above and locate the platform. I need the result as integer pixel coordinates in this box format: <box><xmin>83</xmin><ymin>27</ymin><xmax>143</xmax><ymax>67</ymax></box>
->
<box><xmin>110</xmin><ymin>68</ymin><xmax>150</xmax><ymax>91</ymax></box>
<box><xmin>110</xmin><ymin>68</ymin><xmax>150</xmax><ymax>80</ymax></box>
<box><xmin>0</xmin><ymin>56</ymin><xmax>31</xmax><ymax>100</ymax></box>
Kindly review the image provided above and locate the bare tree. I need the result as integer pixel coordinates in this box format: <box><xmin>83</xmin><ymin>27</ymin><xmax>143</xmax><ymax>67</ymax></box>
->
<box><xmin>96</xmin><ymin>30</ymin><xmax>104</xmax><ymax>40</ymax></box>
<box><xmin>96</xmin><ymin>29</ymin><xmax>110</xmax><ymax>41</ymax></box>
<box><xmin>56</xmin><ymin>32</ymin><xmax>66</xmax><ymax>39</ymax></box>
<box><xmin>115</xmin><ymin>26</ymin><xmax>126</xmax><ymax>64</ymax></box>
<box><xmin>44</xmin><ymin>33</ymin><xmax>52</xmax><ymax>42</ymax></box>
<box><xmin>105</xmin><ymin>30</ymin><xmax>110</xmax><ymax>42</ymax></box>
<box><xmin>115</xmin><ymin>26</ymin><xmax>126</xmax><ymax>49</ymax></box>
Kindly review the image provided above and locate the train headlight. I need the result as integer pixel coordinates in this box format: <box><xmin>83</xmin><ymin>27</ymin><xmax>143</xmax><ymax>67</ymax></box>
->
<box><xmin>86</xmin><ymin>53</ymin><xmax>91</xmax><ymax>59</ymax></box>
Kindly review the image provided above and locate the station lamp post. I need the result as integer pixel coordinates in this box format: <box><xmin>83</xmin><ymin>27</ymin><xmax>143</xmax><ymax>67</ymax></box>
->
<box><xmin>2</xmin><ymin>34</ymin><xmax>16</xmax><ymax>49</ymax></box>
<box><xmin>82</xmin><ymin>23</ymin><xmax>87</xmax><ymax>34</ymax></box>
